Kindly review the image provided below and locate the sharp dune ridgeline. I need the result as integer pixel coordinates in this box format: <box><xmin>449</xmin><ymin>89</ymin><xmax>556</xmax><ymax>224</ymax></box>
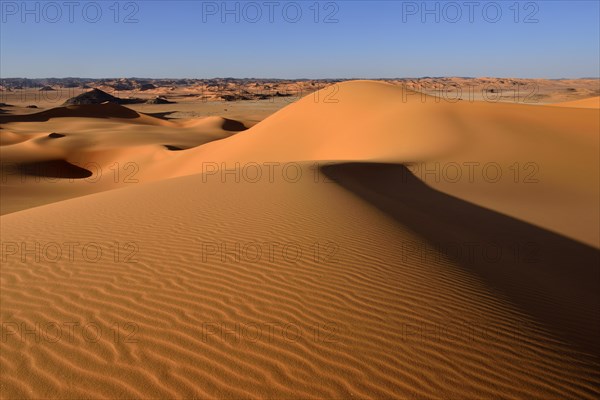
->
<box><xmin>1</xmin><ymin>81</ymin><xmax>599</xmax><ymax>399</ymax></box>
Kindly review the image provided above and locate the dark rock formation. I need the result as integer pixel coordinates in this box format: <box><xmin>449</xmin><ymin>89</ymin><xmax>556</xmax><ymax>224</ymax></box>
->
<box><xmin>64</xmin><ymin>89</ymin><xmax>144</xmax><ymax>105</ymax></box>
<box><xmin>146</xmin><ymin>96</ymin><xmax>175</xmax><ymax>104</ymax></box>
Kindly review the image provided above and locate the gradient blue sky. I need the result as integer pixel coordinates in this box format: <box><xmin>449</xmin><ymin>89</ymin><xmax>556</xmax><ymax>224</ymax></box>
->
<box><xmin>1</xmin><ymin>0</ymin><xmax>599</xmax><ymax>78</ymax></box>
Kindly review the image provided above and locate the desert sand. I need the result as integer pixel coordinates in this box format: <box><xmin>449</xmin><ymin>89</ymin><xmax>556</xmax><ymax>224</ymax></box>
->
<box><xmin>552</xmin><ymin>96</ymin><xmax>600</xmax><ymax>109</ymax></box>
<box><xmin>1</xmin><ymin>81</ymin><xmax>599</xmax><ymax>399</ymax></box>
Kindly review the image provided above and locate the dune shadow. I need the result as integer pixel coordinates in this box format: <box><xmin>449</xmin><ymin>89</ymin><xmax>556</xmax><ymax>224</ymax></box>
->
<box><xmin>163</xmin><ymin>145</ymin><xmax>185</xmax><ymax>151</ymax></box>
<box><xmin>322</xmin><ymin>162</ymin><xmax>600</xmax><ymax>356</ymax></box>
<box><xmin>16</xmin><ymin>160</ymin><xmax>93</xmax><ymax>179</ymax></box>
<box><xmin>144</xmin><ymin>111</ymin><xmax>178</xmax><ymax>120</ymax></box>
<box><xmin>0</xmin><ymin>104</ymin><xmax>140</xmax><ymax>123</ymax></box>
<box><xmin>222</xmin><ymin>118</ymin><xmax>248</xmax><ymax>132</ymax></box>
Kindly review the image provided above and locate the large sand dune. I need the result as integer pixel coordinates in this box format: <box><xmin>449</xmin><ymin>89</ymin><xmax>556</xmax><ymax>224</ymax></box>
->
<box><xmin>168</xmin><ymin>81</ymin><xmax>600</xmax><ymax>247</ymax></box>
<box><xmin>1</xmin><ymin>81</ymin><xmax>599</xmax><ymax>399</ymax></box>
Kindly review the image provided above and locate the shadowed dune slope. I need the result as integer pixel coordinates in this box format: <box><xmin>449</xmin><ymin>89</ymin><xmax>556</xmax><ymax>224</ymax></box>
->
<box><xmin>322</xmin><ymin>162</ymin><xmax>600</xmax><ymax>355</ymax></box>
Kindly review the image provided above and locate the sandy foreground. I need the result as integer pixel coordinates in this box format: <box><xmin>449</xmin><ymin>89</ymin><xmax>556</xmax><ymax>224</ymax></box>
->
<box><xmin>1</xmin><ymin>81</ymin><xmax>599</xmax><ymax>399</ymax></box>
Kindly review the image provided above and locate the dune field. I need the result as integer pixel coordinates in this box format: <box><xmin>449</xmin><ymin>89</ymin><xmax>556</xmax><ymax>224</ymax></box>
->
<box><xmin>1</xmin><ymin>81</ymin><xmax>599</xmax><ymax>399</ymax></box>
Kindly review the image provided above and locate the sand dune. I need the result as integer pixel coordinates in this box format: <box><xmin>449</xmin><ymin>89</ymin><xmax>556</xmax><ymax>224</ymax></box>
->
<box><xmin>2</xmin><ymin>164</ymin><xmax>599</xmax><ymax>399</ymax></box>
<box><xmin>1</xmin><ymin>81</ymin><xmax>599</xmax><ymax>399</ymax></box>
<box><xmin>0</xmin><ymin>104</ymin><xmax>248</xmax><ymax>214</ymax></box>
<box><xmin>0</xmin><ymin>130</ymin><xmax>34</xmax><ymax>146</ymax></box>
<box><xmin>0</xmin><ymin>103</ymin><xmax>146</xmax><ymax>122</ymax></box>
<box><xmin>170</xmin><ymin>81</ymin><xmax>600</xmax><ymax>247</ymax></box>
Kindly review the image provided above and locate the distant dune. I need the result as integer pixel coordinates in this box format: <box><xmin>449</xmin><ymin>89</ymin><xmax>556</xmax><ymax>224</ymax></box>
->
<box><xmin>1</xmin><ymin>102</ymin><xmax>144</xmax><ymax>122</ymax></box>
<box><xmin>1</xmin><ymin>81</ymin><xmax>599</xmax><ymax>399</ymax></box>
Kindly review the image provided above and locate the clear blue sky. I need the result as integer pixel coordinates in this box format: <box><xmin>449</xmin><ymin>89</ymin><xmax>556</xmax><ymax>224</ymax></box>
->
<box><xmin>1</xmin><ymin>0</ymin><xmax>598</xmax><ymax>78</ymax></box>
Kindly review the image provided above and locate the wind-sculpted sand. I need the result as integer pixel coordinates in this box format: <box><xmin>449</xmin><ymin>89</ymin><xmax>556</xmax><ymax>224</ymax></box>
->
<box><xmin>1</xmin><ymin>81</ymin><xmax>599</xmax><ymax>399</ymax></box>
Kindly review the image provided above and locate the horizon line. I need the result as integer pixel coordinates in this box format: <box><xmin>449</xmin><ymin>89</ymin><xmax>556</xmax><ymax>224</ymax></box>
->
<box><xmin>3</xmin><ymin>76</ymin><xmax>600</xmax><ymax>81</ymax></box>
